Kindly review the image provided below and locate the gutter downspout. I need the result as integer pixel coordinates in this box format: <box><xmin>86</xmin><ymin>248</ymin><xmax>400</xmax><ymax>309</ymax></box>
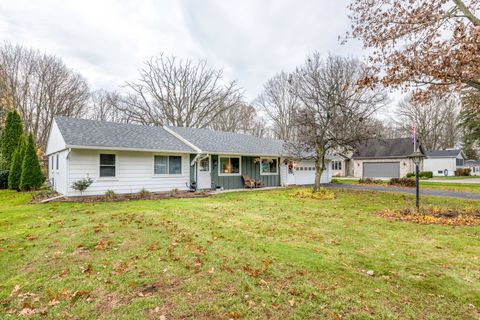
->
<box><xmin>66</xmin><ymin>148</ymin><xmax>71</xmax><ymax>197</ymax></box>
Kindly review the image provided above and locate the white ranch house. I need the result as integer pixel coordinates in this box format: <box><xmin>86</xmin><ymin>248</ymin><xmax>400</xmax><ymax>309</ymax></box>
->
<box><xmin>45</xmin><ymin>117</ymin><xmax>332</xmax><ymax>196</ymax></box>
<box><xmin>423</xmin><ymin>149</ymin><xmax>466</xmax><ymax>176</ymax></box>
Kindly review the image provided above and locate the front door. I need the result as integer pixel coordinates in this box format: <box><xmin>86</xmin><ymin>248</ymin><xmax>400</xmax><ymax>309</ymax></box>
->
<box><xmin>197</xmin><ymin>156</ymin><xmax>211</xmax><ymax>189</ymax></box>
<box><xmin>286</xmin><ymin>161</ymin><xmax>296</xmax><ymax>185</ymax></box>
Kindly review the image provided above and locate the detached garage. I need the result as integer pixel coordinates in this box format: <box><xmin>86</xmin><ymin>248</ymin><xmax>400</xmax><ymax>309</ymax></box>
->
<box><xmin>363</xmin><ymin>162</ymin><xmax>400</xmax><ymax>178</ymax></box>
<box><xmin>351</xmin><ymin>138</ymin><xmax>424</xmax><ymax>179</ymax></box>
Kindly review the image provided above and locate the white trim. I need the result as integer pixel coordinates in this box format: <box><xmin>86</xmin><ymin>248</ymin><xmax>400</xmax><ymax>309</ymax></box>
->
<box><xmin>162</xmin><ymin>126</ymin><xmax>202</xmax><ymax>153</ymax></box>
<box><xmin>66</xmin><ymin>145</ymin><xmax>286</xmax><ymax>158</ymax></box>
<box><xmin>218</xmin><ymin>155</ymin><xmax>242</xmax><ymax>176</ymax></box>
<box><xmin>260</xmin><ymin>157</ymin><xmax>279</xmax><ymax>176</ymax></box>
<box><xmin>198</xmin><ymin>155</ymin><xmax>211</xmax><ymax>173</ymax></box>
<box><xmin>97</xmin><ymin>151</ymin><xmax>118</xmax><ymax>180</ymax></box>
<box><xmin>67</xmin><ymin>145</ymin><xmax>193</xmax><ymax>154</ymax></box>
<box><xmin>152</xmin><ymin>153</ymin><xmax>183</xmax><ymax>176</ymax></box>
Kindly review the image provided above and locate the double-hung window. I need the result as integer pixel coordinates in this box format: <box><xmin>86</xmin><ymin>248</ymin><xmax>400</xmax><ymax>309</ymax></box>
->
<box><xmin>260</xmin><ymin>158</ymin><xmax>278</xmax><ymax>175</ymax></box>
<box><xmin>219</xmin><ymin>156</ymin><xmax>240</xmax><ymax>175</ymax></box>
<box><xmin>332</xmin><ymin>161</ymin><xmax>342</xmax><ymax>170</ymax></box>
<box><xmin>56</xmin><ymin>154</ymin><xmax>59</xmax><ymax>170</ymax></box>
<box><xmin>154</xmin><ymin>155</ymin><xmax>182</xmax><ymax>175</ymax></box>
<box><xmin>100</xmin><ymin>154</ymin><xmax>116</xmax><ymax>177</ymax></box>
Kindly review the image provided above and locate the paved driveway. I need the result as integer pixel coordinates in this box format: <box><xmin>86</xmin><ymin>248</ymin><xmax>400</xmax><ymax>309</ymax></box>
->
<box><xmin>324</xmin><ymin>183</ymin><xmax>480</xmax><ymax>200</ymax></box>
<box><xmin>428</xmin><ymin>178</ymin><xmax>480</xmax><ymax>184</ymax></box>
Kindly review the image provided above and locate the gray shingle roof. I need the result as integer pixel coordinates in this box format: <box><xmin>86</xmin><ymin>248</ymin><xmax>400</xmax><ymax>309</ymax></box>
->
<box><xmin>54</xmin><ymin>117</ymin><xmax>195</xmax><ymax>153</ymax></box>
<box><xmin>425</xmin><ymin>149</ymin><xmax>462</xmax><ymax>158</ymax></box>
<box><xmin>352</xmin><ymin>138</ymin><xmax>419</xmax><ymax>159</ymax></box>
<box><xmin>466</xmin><ymin>159</ymin><xmax>480</xmax><ymax>166</ymax></box>
<box><xmin>167</xmin><ymin>126</ymin><xmax>286</xmax><ymax>156</ymax></box>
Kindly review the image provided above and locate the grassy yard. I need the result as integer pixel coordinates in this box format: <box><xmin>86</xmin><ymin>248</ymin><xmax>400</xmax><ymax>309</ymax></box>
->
<box><xmin>332</xmin><ymin>178</ymin><xmax>480</xmax><ymax>193</ymax></box>
<box><xmin>431</xmin><ymin>176</ymin><xmax>479</xmax><ymax>180</ymax></box>
<box><xmin>0</xmin><ymin>189</ymin><xmax>479</xmax><ymax>319</ymax></box>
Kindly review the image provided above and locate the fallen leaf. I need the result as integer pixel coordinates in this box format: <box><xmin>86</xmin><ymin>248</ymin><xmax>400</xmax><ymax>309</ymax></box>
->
<box><xmin>48</xmin><ymin>299</ymin><xmax>60</xmax><ymax>306</ymax></box>
<box><xmin>10</xmin><ymin>285</ymin><xmax>21</xmax><ymax>296</ymax></box>
<box><xmin>288</xmin><ymin>297</ymin><xmax>295</xmax><ymax>307</ymax></box>
<box><xmin>80</xmin><ymin>264</ymin><xmax>93</xmax><ymax>274</ymax></box>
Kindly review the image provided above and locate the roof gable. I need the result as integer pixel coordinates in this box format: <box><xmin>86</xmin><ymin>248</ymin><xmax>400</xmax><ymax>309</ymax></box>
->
<box><xmin>53</xmin><ymin>117</ymin><xmax>195</xmax><ymax>153</ymax></box>
<box><xmin>352</xmin><ymin>138</ymin><xmax>418</xmax><ymax>159</ymax></box>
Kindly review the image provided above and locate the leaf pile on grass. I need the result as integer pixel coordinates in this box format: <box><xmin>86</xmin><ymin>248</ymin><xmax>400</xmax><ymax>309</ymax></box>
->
<box><xmin>378</xmin><ymin>207</ymin><xmax>480</xmax><ymax>226</ymax></box>
<box><xmin>359</xmin><ymin>178</ymin><xmax>384</xmax><ymax>185</ymax></box>
<box><xmin>389</xmin><ymin>178</ymin><xmax>416</xmax><ymax>188</ymax></box>
<box><xmin>293</xmin><ymin>188</ymin><xmax>335</xmax><ymax>200</ymax></box>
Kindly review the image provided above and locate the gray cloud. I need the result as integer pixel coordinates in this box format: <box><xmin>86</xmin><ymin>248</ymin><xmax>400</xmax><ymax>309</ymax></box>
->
<box><xmin>0</xmin><ymin>0</ymin><xmax>365</xmax><ymax>101</ymax></box>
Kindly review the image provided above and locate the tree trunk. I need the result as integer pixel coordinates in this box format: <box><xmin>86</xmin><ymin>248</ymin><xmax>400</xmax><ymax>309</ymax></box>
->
<box><xmin>313</xmin><ymin>146</ymin><xmax>323</xmax><ymax>192</ymax></box>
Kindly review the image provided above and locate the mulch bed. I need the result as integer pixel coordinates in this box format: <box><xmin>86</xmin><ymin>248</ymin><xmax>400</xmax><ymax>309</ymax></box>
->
<box><xmin>377</xmin><ymin>207</ymin><xmax>480</xmax><ymax>226</ymax></box>
<box><xmin>30</xmin><ymin>190</ymin><xmax>210</xmax><ymax>204</ymax></box>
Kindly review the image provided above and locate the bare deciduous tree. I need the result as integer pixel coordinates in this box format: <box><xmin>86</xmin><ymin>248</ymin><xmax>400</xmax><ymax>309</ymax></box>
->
<box><xmin>0</xmin><ymin>43</ymin><xmax>89</xmax><ymax>150</ymax></box>
<box><xmin>288</xmin><ymin>54</ymin><xmax>387</xmax><ymax>191</ymax></box>
<box><xmin>346</xmin><ymin>0</ymin><xmax>480</xmax><ymax>99</ymax></box>
<box><xmin>394</xmin><ymin>96</ymin><xmax>461</xmax><ymax>150</ymax></box>
<box><xmin>256</xmin><ymin>71</ymin><xmax>298</xmax><ymax>140</ymax></box>
<box><xmin>210</xmin><ymin>103</ymin><xmax>267</xmax><ymax>137</ymax></box>
<box><xmin>87</xmin><ymin>89</ymin><xmax>131</xmax><ymax>123</ymax></box>
<box><xmin>116</xmin><ymin>54</ymin><xmax>244</xmax><ymax>128</ymax></box>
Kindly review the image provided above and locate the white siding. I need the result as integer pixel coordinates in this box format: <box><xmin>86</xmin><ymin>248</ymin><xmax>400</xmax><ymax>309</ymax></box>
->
<box><xmin>45</xmin><ymin>120</ymin><xmax>66</xmax><ymax>155</ymax></box>
<box><xmin>279</xmin><ymin>158</ymin><xmax>332</xmax><ymax>186</ymax></box>
<box><xmin>48</xmin><ymin>150</ymin><xmax>68</xmax><ymax>195</ymax></box>
<box><xmin>66</xmin><ymin>149</ymin><xmax>191</xmax><ymax>196</ymax></box>
<box><xmin>423</xmin><ymin>158</ymin><xmax>456</xmax><ymax>176</ymax></box>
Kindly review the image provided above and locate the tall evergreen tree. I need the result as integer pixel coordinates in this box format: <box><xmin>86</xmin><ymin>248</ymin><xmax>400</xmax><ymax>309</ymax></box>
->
<box><xmin>19</xmin><ymin>133</ymin><xmax>43</xmax><ymax>190</ymax></box>
<box><xmin>0</xmin><ymin>111</ymin><xmax>23</xmax><ymax>170</ymax></box>
<box><xmin>8</xmin><ymin>134</ymin><xmax>26</xmax><ymax>190</ymax></box>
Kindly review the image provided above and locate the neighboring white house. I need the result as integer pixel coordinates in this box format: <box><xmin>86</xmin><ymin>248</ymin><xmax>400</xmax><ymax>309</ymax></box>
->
<box><xmin>423</xmin><ymin>149</ymin><xmax>465</xmax><ymax>177</ymax></box>
<box><xmin>45</xmin><ymin>117</ymin><xmax>332</xmax><ymax>196</ymax></box>
<box><xmin>465</xmin><ymin>160</ymin><xmax>480</xmax><ymax>176</ymax></box>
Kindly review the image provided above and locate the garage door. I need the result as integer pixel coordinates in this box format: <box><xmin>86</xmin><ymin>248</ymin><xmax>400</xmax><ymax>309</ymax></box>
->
<box><xmin>295</xmin><ymin>161</ymin><xmax>316</xmax><ymax>185</ymax></box>
<box><xmin>363</xmin><ymin>162</ymin><xmax>400</xmax><ymax>178</ymax></box>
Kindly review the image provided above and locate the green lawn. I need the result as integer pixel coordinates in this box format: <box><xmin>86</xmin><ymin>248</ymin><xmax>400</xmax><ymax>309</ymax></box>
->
<box><xmin>332</xmin><ymin>178</ymin><xmax>480</xmax><ymax>193</ymax></box>
<box><xmin>431</xmin><ymin>176</ymin><xmax>479</xmax><ymax>180</ymax></box>
<box><xmin>0</xmin><ymin>189</ymin><xmax>479</xmax><ymax>319</ymax></box>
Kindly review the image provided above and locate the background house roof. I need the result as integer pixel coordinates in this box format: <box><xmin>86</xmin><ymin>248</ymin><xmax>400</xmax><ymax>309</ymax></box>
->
<box><xmin>167</xmin><ymin>126</ymin><xmax>286</xmax><ymax>156</ymax></box>
<box><xmin>466</xmin><ymin>159</ymin><xmax>480</xmax><ymax>166</ymax></box>
<box><xmin>54</xmin><ymin>117</ymin><xmax>195</xmax><ymax>152</ymax></box>
<box><xmin>425</xmin><ymin>149</ymin><xmax>462</xmax><ymax>158</ymax></box>
<box><xmin>352</xmin><ymin>138</ymin><xmax>418</xmax><ymax>159</ymax></box>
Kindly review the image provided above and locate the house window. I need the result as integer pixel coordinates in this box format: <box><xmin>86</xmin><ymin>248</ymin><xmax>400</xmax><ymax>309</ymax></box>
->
<box><xmin>219</xmin><ymin>156</ymin><xmax>241</xmax><ymax>175</ymax></box>
<box><xmin>438</xmin><ymin>170</ymin><xmax>443</xmax><ymax>174</ymax></box>
<box><xmin>169</xmin><ymin>156</ymin><xmax>182</xmax><ymax>174</ymax></box>
<box><xmin>51</xmin><ymin>156</ymin><xmax>54</xmax><ymax>170</ymax></box>
<box><xmin>154</xmin><ymin>155</ymin><xmax>182</xmax><ymax>175</ymax></box>
<box><xmin>261</xmin><ymin>158</ymin><xmax>278</xmax><ymax>175</ymax></box>
<box><xmin>456</xmin><ymin>158</ymin><xmax>464</xmax><ymax>167</ymax></box>
<box><xmin>56</xmin><ymin>154</ymin><xmax>59</xmax><ymax>170</ymax></box>
<box><xmin>100</xmin><ymin>154</ymin><xmax>116</xmax><ymax>177</ymax></box>
<box><xmin>199</xmin><ymin>157</ymin><xmax>209</xmax><ymax>172</ymax></box>
<box><xmin>332</xmin><ymin>161</ymin><xmax>342</xmax><ymax>170</ymax></box>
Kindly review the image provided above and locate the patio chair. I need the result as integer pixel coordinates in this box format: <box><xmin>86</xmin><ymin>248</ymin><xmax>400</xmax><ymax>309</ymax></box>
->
<box><xmin>242</xmin><ymin>175</ymin><xmax>256</xmax><ymax>188</ymax></box>
<box><xmin>255</xmin><ymin>179</ymin><xmax>265</xmax><ymax>188</ymax></box>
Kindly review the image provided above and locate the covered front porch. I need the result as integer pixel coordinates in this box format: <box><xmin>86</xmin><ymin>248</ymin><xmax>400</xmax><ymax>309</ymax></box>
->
<box><xmin>190</xmin><ymin>154</ymin><xmax>281</xmax><ymax>190</ymax></box>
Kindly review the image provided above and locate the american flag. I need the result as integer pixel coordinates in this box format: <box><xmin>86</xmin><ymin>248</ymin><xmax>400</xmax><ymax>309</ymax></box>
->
<box><xmin>412</xmin><ymin>125</ymin><xmax>416</xmax><ymax>146</ymax></box>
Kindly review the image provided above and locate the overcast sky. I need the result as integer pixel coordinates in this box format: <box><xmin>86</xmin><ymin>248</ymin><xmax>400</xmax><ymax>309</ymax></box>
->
<box><xmin>0</xmin><ymin>0</ymin><xmax>378</xmax><ymax>103</ymax></box>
